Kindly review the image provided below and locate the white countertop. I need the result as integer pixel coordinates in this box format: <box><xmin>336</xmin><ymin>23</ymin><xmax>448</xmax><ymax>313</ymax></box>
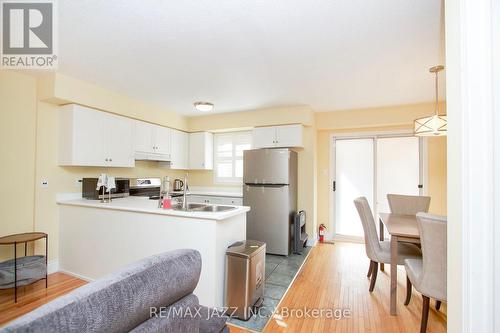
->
<box><xmin>57</xmin><ymin>196</ymin><xmax>250</xmax><ymax>221</ymax></box>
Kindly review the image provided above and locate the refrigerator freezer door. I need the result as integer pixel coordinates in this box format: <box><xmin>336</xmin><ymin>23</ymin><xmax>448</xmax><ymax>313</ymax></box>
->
<box><xmin>244</xmin><ymin>185</ymin><xmax>291</xmax><ymax>255</ymax></box>
<box><xmin>243</xmin><ymin>149</ymin><xmax>290</xmax><ymax>184</ymax></box>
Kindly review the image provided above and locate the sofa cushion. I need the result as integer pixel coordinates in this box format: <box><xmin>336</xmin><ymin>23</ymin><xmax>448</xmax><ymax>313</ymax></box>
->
<box><xmin>129</xmin><ymin>294</ymin><xmax>200</xmax><ymax>333</ymax></box>
<box><xmin>1</xmin><ymin>249</ymin><xmax>202</xmax><ymax>333</ymax></box>
<box><xmin>199</xmin><ymin>306</ymin><xmax>227</xmax><ymax>333</ymax></box>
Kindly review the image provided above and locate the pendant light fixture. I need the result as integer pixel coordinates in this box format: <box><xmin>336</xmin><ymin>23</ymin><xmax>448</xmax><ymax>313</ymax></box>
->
<box><xmin>414</xmin><ymin>65</ymin><xmax>447</xmax><ymax>136</ymax></box>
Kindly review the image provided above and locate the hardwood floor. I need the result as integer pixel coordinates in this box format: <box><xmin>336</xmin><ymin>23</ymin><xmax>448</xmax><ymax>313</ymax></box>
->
<box><xmin>0</xmin><ymin>243</ymin><xmax>446</xmax><ymax>332</ymax></box>
<box><xmin>0</xmin><ymin>272</ymin><xmax>86</xmax><ymax>326</ymax></box>
<box><xmin>229</xmin><ymin>242</ymin><xmax>446</xmax><ymax>333</ymax></box>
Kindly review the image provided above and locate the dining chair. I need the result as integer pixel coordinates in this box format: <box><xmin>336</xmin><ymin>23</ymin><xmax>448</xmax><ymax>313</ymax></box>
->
<box><xmin>387</xmin><ymin>194</ymin><xmax>431</xmax><ymax>215</ymax></box>
<box><xmin>404</xmin><ymin>213</ymin><xmax>447</xmax><ymax>333</ymax></box>
<box><xmin>354</xmin><ymin>197</ymin><xmax>422</xmax><ymax>292</ymax></box>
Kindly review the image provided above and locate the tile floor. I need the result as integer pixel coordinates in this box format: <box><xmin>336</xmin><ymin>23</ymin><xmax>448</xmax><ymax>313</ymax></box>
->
<box><xmin>228</xmin><ymin>246</ymin><xmax>312</xmax><ymax>332</ymax></box>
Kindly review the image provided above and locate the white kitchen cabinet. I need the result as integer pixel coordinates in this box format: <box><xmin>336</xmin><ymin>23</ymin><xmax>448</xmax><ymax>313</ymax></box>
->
<box><xmin>170</xmin><ymin>129</ymin><xmax>189</xmax><ymax>169</ymax></box>
<box><xmin>134</xmin><ymin>121</ymin><xmax>154</xmax><ymax>155</ymax></box>
<box><xmin>220</xmin><ymin>197</ymin><xmax>243</xmax><ymax>205</ymax></box>
<box><xmin>189</xmin><ymin>132</ymin><xmax>213</xmax><ymax>170</ymax></box>
<box><xmin>189</xmin><ymin>195</ymin><xmax>222</xmax><ymax>204</ymax></box>
<box><xmin>252</xmin><ymin>124</ymin><xmax>303</xmax><ymax>148</ymax></box>
<box><xmin>275</xmin><ymin>124</ymin><xmax>303</xmax><ymax>147</ymax></box>
<box><xmin>188</xmin><ymin>195</ymin><xmax>242</xmax><ymax>205</ymax></box>
<box><xmin>133</xmin><ymin>120</ymin><xmax>171</xmax><ymax>161</ymax></box>
<box><xmin>58</xmin><ymin>104</ymin><xmax>134</xmax><ymax>167</ymax></box>
<box><xmin>105</xmin><ymin>113</ymin><xmax>135</xmax><ymax>167</ymax></box>
<box><xmin>252</xmin><ymin>126</ymin><xmax>277</xmax><ymax>148</ymax></box>
<box><xmin>153</xmin><ymin>125</ymin><xmax>171</xmax><ymax>156</ymax></box>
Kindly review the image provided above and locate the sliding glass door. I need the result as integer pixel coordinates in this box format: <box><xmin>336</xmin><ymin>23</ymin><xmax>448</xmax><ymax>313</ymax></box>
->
<box><xmin>332</xmin><ymin>135</ymin><xmax>423</xmax><ymax>241</ymax></box>
<box><xmin>334</xmin><ymin>138</ymin><xmax>374</xmax><ymax>239</ymax></box>
<box><xmin>376</xmin><ymin>137</ymin><xmax>421</xmax><ymax>214</ymax></box>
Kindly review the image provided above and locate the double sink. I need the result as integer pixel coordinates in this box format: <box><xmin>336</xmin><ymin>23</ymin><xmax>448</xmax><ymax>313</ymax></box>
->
<box><xmin>171</xmin><ymin>203</ymin><xmax>237</xmax><ymax>212</ymax></box>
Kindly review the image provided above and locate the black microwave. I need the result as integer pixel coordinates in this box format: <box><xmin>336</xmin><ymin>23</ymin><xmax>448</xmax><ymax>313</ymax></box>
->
<box><xmin>82</xmin><ymin>178</ymin><xmax>130</xmax><ymax>200</ymax></box>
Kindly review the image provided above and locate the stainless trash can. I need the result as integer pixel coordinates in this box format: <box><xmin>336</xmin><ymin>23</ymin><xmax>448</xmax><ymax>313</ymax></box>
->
<box><xmin>225</xmin><ymin>240</ymin><xmax>266</xmax><ymax>320</ymax></box>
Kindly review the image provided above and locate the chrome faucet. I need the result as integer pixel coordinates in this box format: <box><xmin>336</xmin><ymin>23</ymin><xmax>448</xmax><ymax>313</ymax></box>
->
<box><xmin>182</xmin><ymin>174</ymin><xmax>189</xmax><ymax>210</ymax></box>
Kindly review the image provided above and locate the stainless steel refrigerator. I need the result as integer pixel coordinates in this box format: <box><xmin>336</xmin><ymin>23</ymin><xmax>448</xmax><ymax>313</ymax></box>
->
<box><xmin>243</xmin><ymin>148</ymin><xmax>298</xmax><ymax>255</ymax></box>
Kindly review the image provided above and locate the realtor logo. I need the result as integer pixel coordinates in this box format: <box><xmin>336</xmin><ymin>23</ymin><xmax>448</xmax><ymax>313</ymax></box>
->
<box><xmin>1</xmin><ymin>0</ymin><xmax>57</xmax><ymax>69</ymax></box>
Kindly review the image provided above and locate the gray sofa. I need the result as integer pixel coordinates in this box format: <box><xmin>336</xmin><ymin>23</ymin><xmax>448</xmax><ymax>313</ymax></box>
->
<box><xmin>0</xmin><ymin>249</ymin><xmax>228</xmax><ymax>333</ymax></box>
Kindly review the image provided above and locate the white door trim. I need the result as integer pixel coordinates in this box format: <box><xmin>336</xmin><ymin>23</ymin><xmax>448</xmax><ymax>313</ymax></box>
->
<box><xmin>446</xmin><ymin>0</ymin><xmax>497</xmax><ymax>332</ymax></box>
<box><xmin>328</xmin><ymin>131</ymin><xmax>427</xmax><ymax>242</ymax></box>
<box><xmin>494</xmin><ymin>1</ymin><xmax>500</xmax><ymax>332</ymax></box>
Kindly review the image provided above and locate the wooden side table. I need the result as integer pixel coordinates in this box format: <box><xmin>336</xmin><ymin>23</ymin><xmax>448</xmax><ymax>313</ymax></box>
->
<box><xmin>0</xmin><ymin>232</ymin><xmax>48</xmax><ymax>302</ymax></box>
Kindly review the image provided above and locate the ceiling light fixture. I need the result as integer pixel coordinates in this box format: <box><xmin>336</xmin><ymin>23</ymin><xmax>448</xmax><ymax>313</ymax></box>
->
<box><xmin>414</xmin><ymin>65</ymin><xmax>447</xmax><ymax>136</ymax></box>
<box><xmin>194</xmin><ymin>101</ymin><xmax>214</xmax><ymax>112</ymax></box>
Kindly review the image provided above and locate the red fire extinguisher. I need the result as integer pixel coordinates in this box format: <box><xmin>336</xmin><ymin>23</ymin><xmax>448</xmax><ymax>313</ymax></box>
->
<box><xmin>319</xmin><ymin>224</ymin><xmax>327</xmax><ymax>243</ymax></box>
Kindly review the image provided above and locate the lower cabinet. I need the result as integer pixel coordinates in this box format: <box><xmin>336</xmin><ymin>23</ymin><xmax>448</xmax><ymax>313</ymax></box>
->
<box><xmin>188</xmin><ymin>195</ymin><xmax>243</xmax><ymax>205</ymax></box>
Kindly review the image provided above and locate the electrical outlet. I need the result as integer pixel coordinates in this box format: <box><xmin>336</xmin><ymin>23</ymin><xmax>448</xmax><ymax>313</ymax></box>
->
<box><xmin>41</xmin><ymin>179</ymin><xmax>49</xmax><ymax>188</ymax></box>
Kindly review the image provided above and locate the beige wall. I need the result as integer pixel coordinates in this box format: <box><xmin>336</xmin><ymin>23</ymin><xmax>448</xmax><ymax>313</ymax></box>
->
<box><xmin>38</xmin><ymin>73</ymin><xmax>188</xmax><ymax>131</ymax></box>
<box><xmin>1</xmin><ymin>71</ymin><xmax>189</xmax><ymax>262</ymax></box>
<box><xmin>0</xmin><ymin>71</ymin><xmax>37</xmax><ymax>260</ymax></box>
<box><xmin>188</xmin><ymin>105</ymin><xmax>315</xmax><ymax>132</ymax></box>
<box><xmin>315</xmin><ymin>102</ymin><xmax>446</xmax><ymax>130</ymax></box>
<box><xmin>427</xmin><ymin>136</ymin><xmax>447</xmax><ymax>215</ymax></box>
<box><xmin>315</xmin><ymin>104</ymin><xmax>448</xmax><ymax>234</ymax></box>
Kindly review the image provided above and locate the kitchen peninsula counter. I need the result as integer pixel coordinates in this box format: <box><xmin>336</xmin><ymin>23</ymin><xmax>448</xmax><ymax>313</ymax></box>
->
<box><xmin>57</xmin><ymin>196</ymin><xmax>249</xmax><ymax>220</ymax></box>
<box><xmin>57</xmin><ymin>196</ymin><xmax>249</xmax><ymax>307</ymax></box>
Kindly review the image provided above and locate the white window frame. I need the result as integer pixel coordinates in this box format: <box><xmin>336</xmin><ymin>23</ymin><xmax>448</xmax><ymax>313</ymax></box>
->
<box><xmin>213</xmin><ymin>131</ymin><xmax>252</xmax><ymax>184</ymax></box>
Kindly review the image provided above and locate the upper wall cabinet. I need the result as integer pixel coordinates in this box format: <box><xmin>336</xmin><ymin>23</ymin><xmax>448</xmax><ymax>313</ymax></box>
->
<box><xmin>170</xmin><ymin>129</ymin><xmax>189</xmax><ymax>169</ymax></box>
<box><xmin>59</xmin><ymin>104</ymin><xmax>135</xmax><ymax>167</ymax></box>
<box><xmin>252</xmin><ymin>124</ymin><xmax>303</xmax><ymax>148</ymax></box>
<box><xmin>189</xmin><ymin>132</ymin><xmax>213</xmax><ymax>170</ymax></box>
<box><xmin>133</xmin><ymin>120</ymin><xmax>172</xmax><ymax>161</ymax></box>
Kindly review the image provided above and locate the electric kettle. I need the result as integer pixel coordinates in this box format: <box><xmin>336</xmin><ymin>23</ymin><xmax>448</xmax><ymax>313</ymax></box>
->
<box><xmin>173</xmin><ymin>179</ymin><xmax>184</xmax><ymax>191</ymax></box>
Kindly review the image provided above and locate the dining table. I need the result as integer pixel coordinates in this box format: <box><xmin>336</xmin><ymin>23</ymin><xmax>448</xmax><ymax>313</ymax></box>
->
<box><xmin>378</xmin><ymin>212</ymin><xmax>420</xmax><ymax>316</ymax></box>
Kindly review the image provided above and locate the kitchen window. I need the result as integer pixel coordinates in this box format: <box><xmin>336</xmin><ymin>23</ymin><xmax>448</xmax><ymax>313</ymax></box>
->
<box><xmin>213</xmin><ymin>131</ymin><xmax>252</xmax><ymax>184</ymax></box>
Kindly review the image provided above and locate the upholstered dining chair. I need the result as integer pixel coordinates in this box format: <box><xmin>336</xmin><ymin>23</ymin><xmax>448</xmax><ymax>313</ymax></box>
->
<box><xmin>404</xmin><ymin>213</ymin><xmax>447</xmax><ymax>333</ymax></box>
<box><xmin>387</xmin><ymin>194</ymin><xmax>431</xmax><ymax>215</ymax></box>
<box><xmin>354</xmin><ymin>197</ymin><xmax>422</xmax><ymax>292</ymax></box>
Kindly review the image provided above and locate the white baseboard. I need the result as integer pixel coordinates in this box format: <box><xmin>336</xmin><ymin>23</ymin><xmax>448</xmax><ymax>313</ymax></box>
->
<box><xmin>47</xmin><ymin>260</ymin><xmax>59</xmax><ymax>274</ymax></box>
<box><xmin>58</xmin><ymin>268</ymin><xmax>95</xmax><ymax>282</ymax></box>
<box><xmin>331</xmin><ymin>234</ymin><xmax>364</xmax><ymax>244</ymax></box>
<box><xmin>47</xmin><ymin>260</ymin><xmax>94</xmax><ymax>283</ymax></box>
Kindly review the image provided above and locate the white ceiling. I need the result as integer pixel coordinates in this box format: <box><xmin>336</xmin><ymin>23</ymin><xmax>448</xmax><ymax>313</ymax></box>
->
<box><xmin>57</xmin><ymin>0</ymin><xmax>445</xmax><ymax>115</ymax></box>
